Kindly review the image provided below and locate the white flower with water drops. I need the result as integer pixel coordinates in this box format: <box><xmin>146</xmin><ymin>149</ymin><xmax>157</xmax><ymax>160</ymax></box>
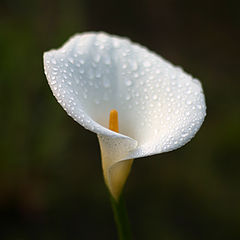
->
<box><xmin>43</xmin><ymin>32</ymin><xmax>206</xmax><ymax>200</ymax></box>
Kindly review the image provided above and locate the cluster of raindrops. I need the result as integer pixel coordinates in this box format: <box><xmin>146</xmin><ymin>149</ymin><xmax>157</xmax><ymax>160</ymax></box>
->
<box><xmin>44</xmin><ymin>32</ymin><xmax>206</xmax><ymax>155</ymax></box>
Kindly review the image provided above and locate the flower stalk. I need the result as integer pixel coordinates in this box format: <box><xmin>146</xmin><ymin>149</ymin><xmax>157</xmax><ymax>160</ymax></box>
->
<box><xmin>110</xmin><ymin>194</ymin><xmax>132</xmax><ymax>240</ymax></box>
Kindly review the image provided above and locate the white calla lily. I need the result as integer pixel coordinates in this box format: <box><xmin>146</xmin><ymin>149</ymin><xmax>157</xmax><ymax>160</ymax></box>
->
<box><xmin>43</xmin><ymin>32</ymin><xmax>206</xmax><ymax>199</ymax></box>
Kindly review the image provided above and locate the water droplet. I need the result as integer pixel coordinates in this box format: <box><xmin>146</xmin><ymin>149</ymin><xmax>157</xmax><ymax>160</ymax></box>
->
<box><xmin>79</xmin><ymin>69</ymin><xmax>84</xmax><ymax>74</ymax></box>
<box><xmin>103</xmin><ymin>78</ymin><xmax>110</xmax><ymax>88</ymax></box>
<box><xmin>104</xmin><ymin>56</ymin><xmax>111</xmax><ymax>65</ymax></box>
<box><xmin>133</xmin><ymin>73</ymin><xmax>139</xmax><ymax>78</ymax></box>
<box><xmin>153</xmin><ymin>95</ymin><xmax>158</xmax><ymax>100</ymax></box>
<box><xmin>51</xmin><ymin>59</ymin><xmax>57</xmax><ymax>64</ymax></box>
<box><xmin>130</xmin><ymin>61</ymin><xmax>138</xmax><ymax>71</ymax></box>
<box><xmin>143</xmin><ymin>61</ymin><xmax>151</xmax><ymax>67</ymax></box>
<box><xmin>98</xmin><ymin>33</ymin><xmax>107</xmax><ymax>42</ymax></box>
<box><xmin>113</xmin><ymin>39</ymin><xmax>120</xmax><ymax>48</ymax></box>
<box><xmin>181</xmin><ymin>132</ymin><xmax>188</xmax><ymax>138</ymax></box>
<box><xmin>94</xmin><ymin>54</ymin><xmax>101</xmax><ymax>63</ymax></box>
<box><xmin>50</xmin><ymin>80</ymin><xmax>56</xmax><ymax>85</ymax></box>
<box><xmin>88</xmin><ymin>69</ymin><xmax>94</xmax><ymax>79</ymax></box>
<box><xmin>74</xmin><ymin>77</ymin><xmax>79</xmax><ymax>84</ymax></box>
<box><xmin>126</xmin><ymin>94</ymin><xmax>131</xmax><ymax>100</ymax></box>
<box><xmin>122</xmin><ymin>64</ymin><xmax>127</xmax><ymax>69</ymax></box>
<box><xmin>96</xmin><ymin>72</ymin><xmax>102</xmax><ymax>78</ymax></box>
<box><xmin>125</xmin><ymin>80</ymin><xmax>132</xmax><ymax>86</ymax></box>
<box><xmin>68</xmin><ymin>57</ymin><xmax>74</xmax><ymax>64</ymax></box>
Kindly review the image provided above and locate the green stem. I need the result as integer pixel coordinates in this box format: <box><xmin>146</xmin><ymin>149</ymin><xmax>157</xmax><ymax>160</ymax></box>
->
<box><xmin>110</xmin><ymin>194</ymin><xmax>132</xmax><ymax>240</ymax></box>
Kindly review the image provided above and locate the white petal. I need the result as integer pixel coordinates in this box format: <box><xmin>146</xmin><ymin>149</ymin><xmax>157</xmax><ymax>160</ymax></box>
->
<box><xmin>44</xmin><ymin>32</ymin><xmax>206</xmax><ymax>161</ymax></box>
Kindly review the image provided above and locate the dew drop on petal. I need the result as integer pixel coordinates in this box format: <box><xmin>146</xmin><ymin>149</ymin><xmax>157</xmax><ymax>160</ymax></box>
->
<box><xmin>126</xmin><ymin>94</ymin><xmax>131</xmax><ymax>100</ymax></box>
<box><xmin>103</xmin><ymin>78</ymin><xmax>110</xmax><ymax>88</ymax></box>
<box><xmin>51</xmin><ymin>59</ymin><xmax>57</xmax><ymax>64</ymax></box>
<box><xmin>94</xmin><ymin>54</ymin><xmax>101</xmax><ymax>63</ymax></box>
<box><xmin>50</xmin><ymin>80</ymin><xmax>56</xmax><ymax>85</ymax></box>
<box><xmin>125</xmin><ymin>80</ymin><xmax>132</xmax><ymax>86</ymax></box>
<box><xmin>143</xmin><ymin>61</ymin><xmax>151</xmax><ymax>67</ymax></box>
<box><xmin>68</xmin><ymin>57</ymin><xmax>74</xmax><ymax>64</ymax></box>
<box><xmin>153</xmin><ymin>94</ymin><xmax>158</xmax><ymax>100</ymax></box>
<box><xmin>95</xmin><ymin>99</ymin><xmax>100</xmax><ymax>104</ymax></box>
<box><xmin>130</xmin><ymin>61</ymin><xmax>138</xmax><ymax>71</ymax></box>
<box><xmin>104</xmin><ymin>56</ymin><xmax>111</xmax><ymax>65</ymax></box>
<box><xmin>113</xmin><ymin>39</ymin><xmax>120</xmax><ymax>48</ymax></box>
<box><xmin>133</xmin><ymin>73</ymin><xmax>139</xmax><ymax>78</ymax></box>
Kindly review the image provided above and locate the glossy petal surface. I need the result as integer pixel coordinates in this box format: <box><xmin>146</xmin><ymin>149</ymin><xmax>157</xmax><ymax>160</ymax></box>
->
<box><xmin>44</xmin><ymin>32</ymin><xmax>206</xmax><ymax>198</ymax></box>
<box><xmin>44</xmin><ymin>32</ymin><xmax>206</xmax><ymax>161</ymax></box>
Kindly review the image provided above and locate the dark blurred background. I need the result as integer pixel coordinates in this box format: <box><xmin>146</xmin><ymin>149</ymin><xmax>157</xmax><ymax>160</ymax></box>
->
<box><xmin>0</xmin><ymin>0</ymin><xmax>240</xmax><ymax>239</ymax></box>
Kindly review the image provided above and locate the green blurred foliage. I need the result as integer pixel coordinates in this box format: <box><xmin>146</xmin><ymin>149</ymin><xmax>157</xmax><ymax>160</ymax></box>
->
<box><xmin>0</xmin><ymin>0</ymin><xmax>240</xmax><ymax>239</ymax></box>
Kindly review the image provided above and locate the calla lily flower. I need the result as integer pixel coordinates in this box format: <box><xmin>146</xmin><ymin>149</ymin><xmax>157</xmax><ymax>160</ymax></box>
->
<box><xmin>43</xmin><ymin>32</ymin><xmax>206</xmax><ymax>200</ymax></box>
